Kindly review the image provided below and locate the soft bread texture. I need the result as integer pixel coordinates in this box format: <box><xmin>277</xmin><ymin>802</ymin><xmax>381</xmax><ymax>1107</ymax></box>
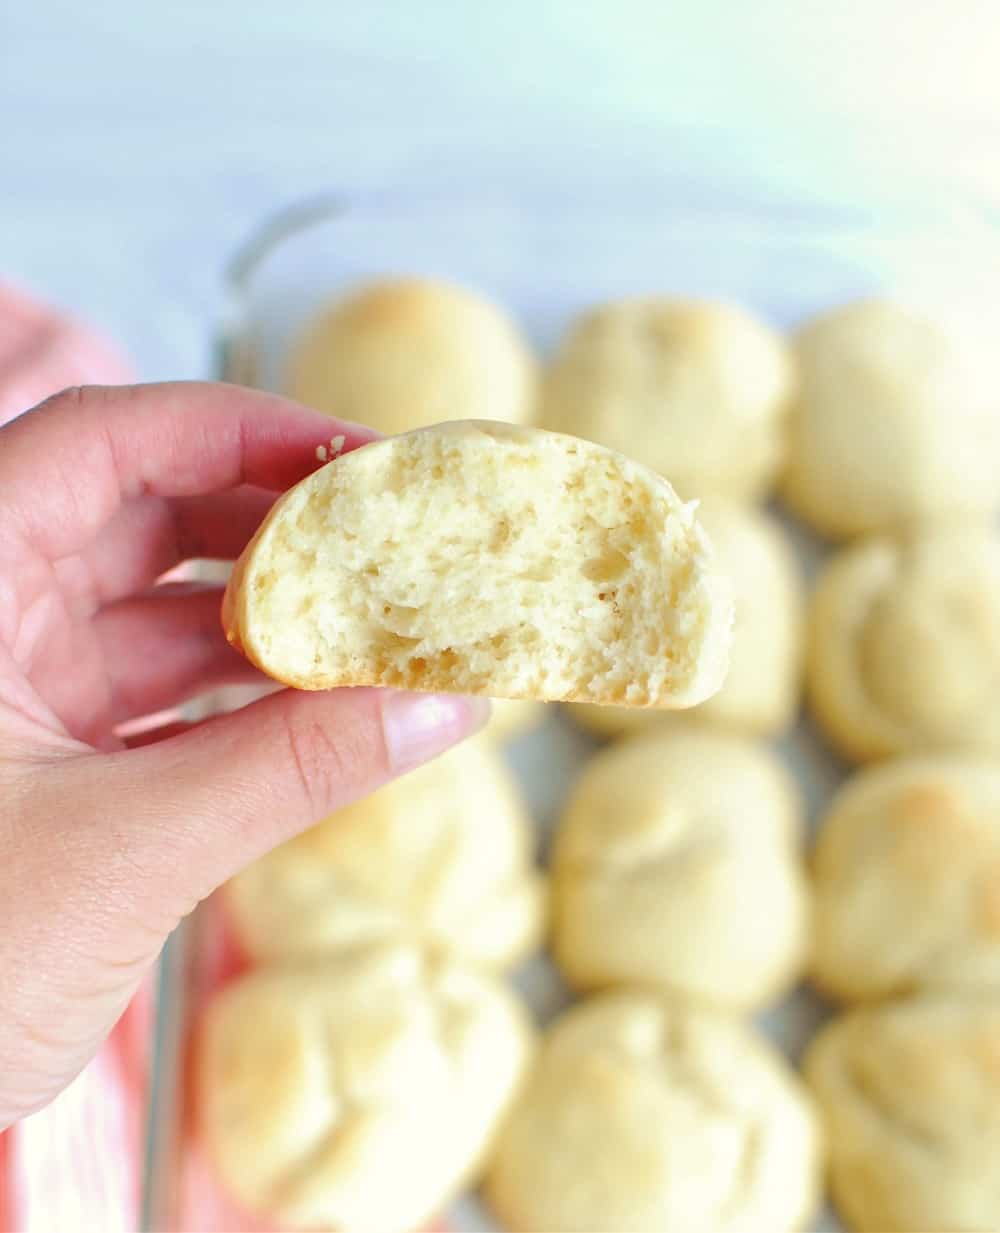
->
<box><xmin>223</xmin><ymin>421</ymin><xmax>733</xmax><ymax>705</ymax></box>
<box><xmin>484</xmin><ymin>992</ymin><xmax>822</xmax><ymax>1233</ymax></box>
<box><xmin>198</xmin><ymin>945</ymin><xmax>533</xmax><ymax>1232</ymax></box>
<box><xmin>812</xmin><ymin>756</ymin><xmax>1000</xmax><ymax>1002</ymax></box>
<box><xmin>551</xmin><ymin>727</ymin><xmax>809</xmax><ymax>1009</ymax></box>
<box><xmin>539</xmin><ymin>298</ymin><xmax>793</xmax><ymax>501</ymax></box>
<box><xmin>285</xmin><ymin>277</ymin><xmax>536</xmax><ymax>434</ymax></box>
<box><xmin>805</xmin><ymin>994</ymin><xmax>1000</xmax><ymax>1232</ymax></box>
<box><xmin>783</xmin><ymin>298</ymin><xmax>1000</xmax><ymax>539</ymax></box>
<box><xmin>807</xmin><ymin>526</ymin><xmax>1000</xmax><ymax>762</ymax></box>
<box><xmin>568</xmin><ymin>500</ymin><xmax>803</xmax><ymax>738</ymax></box>
<box><xmin>224</xmin><ymin>738</ymin><xmax>544</xmax><ymax>970</ymax></box>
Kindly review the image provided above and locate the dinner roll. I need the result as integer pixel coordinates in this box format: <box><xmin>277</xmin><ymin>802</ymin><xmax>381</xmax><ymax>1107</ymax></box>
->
<box><xmin>783</xmin><ymin>298</ymin><xmax>1000</xmax><ymax>539</ymax></box>
<box><xmin>807</xmin><ymin>525</ymin><xmax>1000</xmax><ymax>762</ymax></box>
<box><xmin>805</xmin><ymin>994</ymin><xmax>1000</xmax><ymax>1232</ymax></box>
<box><xmin>568</xmin><ymin>500</ymin><xmax>803</xmax><ymax>738</ymax></box>
<box><xmin>198</xmin><ymin>945</ymin><xmax>533</xmax><ymax>1232</ymax></box>
<box><xmin>812</xmin><ymin>756</ymin><xmax>1000</xmax><ymax>1001</ymax></box>
<box><xmin>286</xmin><ymin>277</ymin><xmax>536</xmax><ymax>433</ymax></box>
<box><xmin>539</xmin><ymin>298</ymin><xmax>793</xmax><ymax>501</ymax></box>
<box><xmin>224</xmin><ymin>738</ymin><xmax>544</xmax><ymax>970</ymax></box>
<box><xmin>484</xmin><ymin>991</ymin><xmax>822</xmax><ymax>1233</ymax></box>
<box><xmin>223</xmin><ymin>421</ymin><xmax>733</xmax><ymax>706</ymax></box>
<box><xmin>552</xmin><ymin>728</ymin><xmax>809</xmax><ymax>1009</ymax></box>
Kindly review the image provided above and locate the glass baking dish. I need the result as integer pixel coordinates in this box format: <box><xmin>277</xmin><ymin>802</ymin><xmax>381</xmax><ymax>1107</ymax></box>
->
<box><xmin>141</xmin><ymin>190</ymin><xmax>1000</xmax><ymax>1233</ymax></box>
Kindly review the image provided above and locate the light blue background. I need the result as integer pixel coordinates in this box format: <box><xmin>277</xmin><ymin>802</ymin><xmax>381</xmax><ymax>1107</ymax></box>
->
<box><xmin>4</xmin><ymin>1</ymin><xmax>999</xmax><ymax>378</ymax></box>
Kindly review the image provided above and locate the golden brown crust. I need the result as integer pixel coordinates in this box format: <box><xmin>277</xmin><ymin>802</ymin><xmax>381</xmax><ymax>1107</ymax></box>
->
<box><xmin>540</xmin><ymin>297</ymin><xmax>794</xmax><ymax>502</ymax></box>
<box><xmin>810</xmin><ymin>756</ymin><xmax>1000</xmax><ymax>1002</ymax></box>
<box><xmin>806</xmin><ymin>527</ymin><xmax>1000</xmax><ymax>763</ymax></box>
<box><xmin>484</xmin><ymin>992</ymin><xmax>822</xmax><ymax>1233</ymax></box>
<box><xmin>219</xmin><ymin>541</ymin><xmax>248</xmax><ymax>655</ymax></box>
<box><xmin>805</xmin><ymin>994</ymin><xmax>1000</xmax><ymax>1232</ymax></box>
<box><xmin>198</xmin><ymin>946</ymin><xmax>534</xmax><ymax>1231</ymax></box>
<box><xmin>223</xmin><ymin>738</ymin><xmax>545</xmax><ymax>970</ymax></box>
<box><xmin>551</xmin><ymin>726</ymin><xmax>809</xmax><ymax>1010</ymax></box>
<box><xmin>783</xmin><ymin>298</ymin><xmax>1000</xmax><ymax>540</ymax></box>
<box><xmin>285</xmin><ymin>278</ymin><xmax>537</xmax><ymax>434</ymax></box>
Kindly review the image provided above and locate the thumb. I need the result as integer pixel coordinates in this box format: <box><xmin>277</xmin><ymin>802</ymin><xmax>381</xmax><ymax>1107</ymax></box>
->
<box><xmin>0</xmin><ymin>687</ymin><xmax>485</xmax><ymax>1124</ymax></box>
<box><xmin>93</xmin><ymin>686</ymin><xmax>489</xmax><ymax>920</ymax></box>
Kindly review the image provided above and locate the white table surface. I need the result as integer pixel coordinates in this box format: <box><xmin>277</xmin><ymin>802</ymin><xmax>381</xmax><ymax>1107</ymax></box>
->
<box><xmin>4</xmin><ymin>1</ymin><xmax>999</xmax><ymax>383</ymax></box>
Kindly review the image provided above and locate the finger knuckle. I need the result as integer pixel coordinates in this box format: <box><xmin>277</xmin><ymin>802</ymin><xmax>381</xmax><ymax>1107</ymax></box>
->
<box><xmin>32</xmin><ymin>383</ymin><xmax>107</xmax><ymax>418</ymax></box>
<box><xmin>281</xmin><ymin>709</ymin><xmax>364</xmax><ymax>819</ymax></box>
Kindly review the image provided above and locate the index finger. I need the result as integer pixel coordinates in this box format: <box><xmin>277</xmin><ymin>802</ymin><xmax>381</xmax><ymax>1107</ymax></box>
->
<box><xmin>0</xmin><ymin>382</ymin><xmax>375</xmax><ymax>559</ymax></box>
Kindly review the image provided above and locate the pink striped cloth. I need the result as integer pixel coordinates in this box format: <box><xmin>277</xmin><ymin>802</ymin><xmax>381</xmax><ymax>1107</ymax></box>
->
<box><xmin>0</xmin><ymin>283</ymin><xmax>277</xmax><ymax>1232</ymax></box>
<box><xmin>3</xmin><ymin>985</ymin><xmax>153</xmax><ymax>1232</ymax></box>
<box><xmin>0</xmin><ymin>285</ymin><xmax>291</xmax><ymax>1232</ymax></box>
<box><xmin>0</xmin><ymin>280</ymin><xmax>145</xmax><ymax>1232</ymax></box>
<box><xmin>2</xmin><ymin>912</ymin><xmax>286</xmax><ymax>1233</ymax></box>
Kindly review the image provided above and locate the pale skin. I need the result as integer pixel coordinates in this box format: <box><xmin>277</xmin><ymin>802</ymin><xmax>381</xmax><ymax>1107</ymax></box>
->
<box><xmin>0</xmin><ymin>382</ymin><xmax>487</xmax><ymax>1128</ymax></box>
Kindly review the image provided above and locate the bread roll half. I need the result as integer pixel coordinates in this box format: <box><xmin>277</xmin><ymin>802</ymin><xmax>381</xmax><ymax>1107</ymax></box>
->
<box><xmin>223</xmin><ymin>422</ymin><xmax>732</xmax><ymax>706</ymax></box>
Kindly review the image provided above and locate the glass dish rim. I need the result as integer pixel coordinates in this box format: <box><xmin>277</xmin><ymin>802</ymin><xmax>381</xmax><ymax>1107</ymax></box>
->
<box><xmin>142</xmin><ymin>184</ymin><xmax>999</xmax><ymax>1233</ymax></box>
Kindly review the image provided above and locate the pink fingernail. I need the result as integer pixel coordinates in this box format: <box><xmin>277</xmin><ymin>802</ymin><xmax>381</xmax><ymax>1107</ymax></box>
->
<box><xmin>380</xmin><ymin>692</ymin><xmax>491</xmax><ymax>773</ymax></box>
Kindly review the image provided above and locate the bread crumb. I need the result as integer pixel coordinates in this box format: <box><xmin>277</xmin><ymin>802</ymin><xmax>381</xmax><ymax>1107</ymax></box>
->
<box><xmin>330</xmin><ymin>434</ymin><xmax>346</xmax><ymax>458</ymax></box>
<box><xmin>315</xmin><ymin>444</ymin><xmax>328</xmax><ymax>463</ymax></box>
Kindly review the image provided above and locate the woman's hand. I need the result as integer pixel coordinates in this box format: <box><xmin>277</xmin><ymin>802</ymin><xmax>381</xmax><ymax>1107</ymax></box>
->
<box><xmin>0</xmin><ymin>382</ymin><xmax>486</xmax><ymax>1128</ymax></box>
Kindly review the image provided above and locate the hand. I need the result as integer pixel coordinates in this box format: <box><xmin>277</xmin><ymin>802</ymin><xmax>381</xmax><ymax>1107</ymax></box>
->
<box><xmin>0</xmin><ymin>383</ymin><xmax>486</xmax><ymax>1128</ymax></box>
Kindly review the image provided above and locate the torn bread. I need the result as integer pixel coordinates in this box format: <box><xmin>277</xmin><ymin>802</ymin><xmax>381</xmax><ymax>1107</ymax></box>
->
<box><xmin>222</xmin><ymin>421</ymin><xmax>733</xmax><ymax>706</ymax></box>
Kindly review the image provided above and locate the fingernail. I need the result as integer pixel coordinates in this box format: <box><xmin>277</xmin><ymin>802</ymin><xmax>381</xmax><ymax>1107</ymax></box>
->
<box><xmin>380</xmin><ymin>692</ymin><xmax>491</xmax><ymax>773</ymax></box>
